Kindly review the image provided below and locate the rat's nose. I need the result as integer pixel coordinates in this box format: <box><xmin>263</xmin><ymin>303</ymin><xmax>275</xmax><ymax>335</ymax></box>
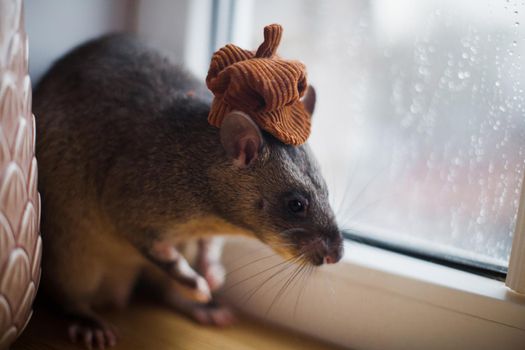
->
<box><xmin>323</xmin><ymin>249</ymin><xmax>342</xmax><ymax>264</ymax></box>
<box><xmin>324</xmin><ymin>256</ymin><xmax>335</xmax><ymax>264</ymax></box>
<box><xmin>323</xmin><ymin>233</ymin><xmax>344</xmax><ymax>264</ymax></box>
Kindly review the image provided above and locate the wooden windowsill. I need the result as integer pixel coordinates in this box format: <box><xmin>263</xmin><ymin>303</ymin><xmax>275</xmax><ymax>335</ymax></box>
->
<box><xmin>13</xmin><ymin>301</ymin><xmax>343</xmax><ymax>350</ymax></box>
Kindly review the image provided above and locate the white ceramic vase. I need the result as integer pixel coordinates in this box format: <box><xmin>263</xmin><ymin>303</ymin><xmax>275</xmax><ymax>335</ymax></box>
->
<box><xmin>0</xmin><ymin>0</ymin><xmax>42</xmax><ymax>348</ymax></box>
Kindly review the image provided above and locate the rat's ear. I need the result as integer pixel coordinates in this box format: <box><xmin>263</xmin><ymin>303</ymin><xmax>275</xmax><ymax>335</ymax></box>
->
<box><xmin>301</xmin><ymin>85</ymin><xmax>316</xmax><ymax>116</ymax></box>
<box><xmin>220</xmin><ymin>111</ymin><xmax>264</xmax><ymax>168</ymax></box>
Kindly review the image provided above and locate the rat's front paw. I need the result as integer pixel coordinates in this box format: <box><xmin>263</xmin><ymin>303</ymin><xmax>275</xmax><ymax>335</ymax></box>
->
<box><xmin>190</xmin><ymin>301</ymin><xmax>235</xmax><ymax>327</ymax></box>
<box><xmin>165</xmin><ymin>292</ymin><xmax>236</xmax><ymax>327</ymax></box>
<box><xmin>145</xmin><ymin>241</ymin><xmax>212</xmax><ymax>303</ymax></box>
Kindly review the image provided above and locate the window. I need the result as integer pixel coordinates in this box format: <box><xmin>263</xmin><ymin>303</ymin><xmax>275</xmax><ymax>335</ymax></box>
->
<box><xmin>244</xmin><ymin>0</ymin><xmax>525</xmax><ymax>273</ymax></box>
<box><xmin>217</xmin><ymin>2</ymin><xmax>525</xmax><ymax>349</ymax></box>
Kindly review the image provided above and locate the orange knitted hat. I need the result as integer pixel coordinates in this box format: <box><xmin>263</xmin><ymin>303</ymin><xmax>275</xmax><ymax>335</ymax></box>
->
<box><xmin>206</xmin><ymin>24</ymin><xmax>311</xmax><ymax>146</ymax></box>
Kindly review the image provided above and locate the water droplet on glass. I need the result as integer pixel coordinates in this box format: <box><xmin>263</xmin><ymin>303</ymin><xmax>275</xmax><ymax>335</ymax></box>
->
<box><xmin>477</xmin><ymin>216</ymin><xmax>486</xmax><ymax>224</ymax></box>
<box><xmin>458</xmin><ymin>71</ymin><xmax>470</xmax><ymax>79</ymax></box>
<box><xmin>513</xmin><ymin>40</ymin><xmax>517</xmax><ymax>47</ymax></box>
<box><xmin>495</xmin><ymin>81</ymin><xmax>501</xmax><ymax>87</ymax></box>
<box><xmin>410</xmin><ymin>104</ymin><xmax>421</xmax><ymax>114</ymax></box>
<box><xmin>418</xmin><ymin>67</ymin><xmax>430</xmax><ymax>75</ymax></box>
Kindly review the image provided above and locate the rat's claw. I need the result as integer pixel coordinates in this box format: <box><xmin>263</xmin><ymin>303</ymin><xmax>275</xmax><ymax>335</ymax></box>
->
<box><xmin>68</xmin><ymin>324</ymin><xmax>79</xmax><ymax>343</ymax></box>
<box><xmin>94</xmin><ymin>330</ymin><xmax>105</xmax><ymax>350</ymax></box>
<box><xmin>105</xmin><ymin>329</ymin><xmax>117</xmax><ymax>347</ymax></box>
<box><xmin>83</xmin><ymin>329</ymin><xmax>93</xmax><ymax>350</ymax></box>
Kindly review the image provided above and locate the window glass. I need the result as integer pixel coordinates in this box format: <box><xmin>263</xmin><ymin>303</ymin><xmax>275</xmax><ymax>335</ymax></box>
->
<box><xmin>248</xmin><ymin>0</ymin><xmax>525</xmax><ymax>270</ymax></box>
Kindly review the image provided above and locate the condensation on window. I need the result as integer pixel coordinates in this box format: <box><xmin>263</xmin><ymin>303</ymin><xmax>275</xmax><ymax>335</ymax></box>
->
<box><xmin>248</xmin><ymin>0</ymin><xmax>525</xmax><ymax>269</ymax></box>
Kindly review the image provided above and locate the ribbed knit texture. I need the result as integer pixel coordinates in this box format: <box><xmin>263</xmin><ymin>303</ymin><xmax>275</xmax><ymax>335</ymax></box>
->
<box><xmin>206</xmin><ymin>24</ymin><xmax>311</xmax><ymax>146</ymax></box>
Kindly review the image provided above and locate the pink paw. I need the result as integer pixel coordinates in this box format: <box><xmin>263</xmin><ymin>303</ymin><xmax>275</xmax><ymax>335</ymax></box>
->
<box><xmin>68</xmin><ymin>318</ymin><xmax>117</xmax><ymax>349</ymax></box>
<box><xmin>191</xmin><ymin>302</ymin><xmax>236</xmax><ymax>327</ymax></box>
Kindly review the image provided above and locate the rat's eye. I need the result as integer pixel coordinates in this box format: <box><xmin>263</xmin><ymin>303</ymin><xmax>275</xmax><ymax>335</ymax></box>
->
<box><xmin>288</xmin><ymin>198</ymin><xmax>307</xmax><ymax>214</ymax></box>
<box><xmin>284</xmin><ymin>193</ymin><xmax>309</xmax><ymax>217</ymax></box>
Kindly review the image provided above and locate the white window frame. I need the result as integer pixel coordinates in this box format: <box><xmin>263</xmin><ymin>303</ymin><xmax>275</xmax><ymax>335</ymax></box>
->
<box><xmin>133</xmin><ymin>0</ymin><xmax>254</xmax><ymax>79</ymax></box>
<box><xmin>200</xmin><ymin>1</ymin><xmax>525</xmax><ymax>349</ymax></box>
<box><xmin>221</xmin><ymin>238</ymin><xmax>525</xmax><ymax>350</ymax></box>
<box><xmin>506</xmin><ymin>171</ymin><xmax>525</xmax><ymax>293</ymax></box>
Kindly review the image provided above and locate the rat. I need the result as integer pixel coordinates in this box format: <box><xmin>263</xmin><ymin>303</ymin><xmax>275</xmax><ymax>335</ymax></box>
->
<box><xmin>33</xmin><ymin>34</ymin><xmax>343</xmax><ymax>349</ymax></box>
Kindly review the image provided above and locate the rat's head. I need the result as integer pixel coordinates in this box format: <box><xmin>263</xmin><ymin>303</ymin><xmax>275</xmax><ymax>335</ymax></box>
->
<box><xmin>211</xmin><ymin>87</ymin><xmax>343</xmax><ymax>266</ymax></box>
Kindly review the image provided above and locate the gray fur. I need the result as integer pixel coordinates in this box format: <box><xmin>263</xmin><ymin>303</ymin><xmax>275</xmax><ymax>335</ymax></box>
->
<box><xmin>34</xmin><ymin>35</ymin><xmax>342</xmax><ymax>312</ymax></box>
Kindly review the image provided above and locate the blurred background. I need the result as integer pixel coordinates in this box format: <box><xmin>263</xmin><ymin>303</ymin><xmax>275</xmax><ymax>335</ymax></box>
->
<box><xmin>248</xmin><ymin>0</ymin><xmax>525</xmax><ymax>272</ymax></box>
<box><xmin>25</xmin><ymin>0</ymin><xmax>525</xmax><ymax>272</ymax></box>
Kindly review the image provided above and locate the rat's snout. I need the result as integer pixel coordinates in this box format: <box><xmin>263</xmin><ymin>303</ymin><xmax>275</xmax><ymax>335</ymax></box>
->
<box><xmin>279</xmin><ymin>225</ymin><xmax>343</xmax><ymax>266</ymax></box>
<box><xmin>300</xmin><ymin>228</ymin><xmax>343</xmax><ymax>266</ymax></box>
<box><xmin>322</xmin><ymin>230</ymin><xmax>344</xmax><ymax>265</ymax></box>
<box><xmin>323</xmin><ymin>239</ymin><xmax>343</xmax><ymax>264</ymax></box>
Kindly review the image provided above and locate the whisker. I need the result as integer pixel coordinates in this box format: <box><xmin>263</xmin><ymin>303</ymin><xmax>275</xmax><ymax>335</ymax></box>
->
<box><xmin>224</xmin><ymin>255</ymin><xmax>300</xmax><ymax>292</ymax></box>
<box><xmin>335</xmin><ymin>151</ymin><xmax>361</xmax><ymax>217</ymax></box>
<box><xmin>260</xmin><ymin>255</ymin><xmax>310</xmax><ymax>293</ymax></box>
<box><xmin>322</xmin><ymin>270</ymin><xmax>337</xmax><ymax>320</ymax></box>
<box><xmin>338</xmin><ymin>188</ymin><xmax>401</xmax><ymax>230</ymax></box>
<box><xmin>265</xmin><ymin>260</ymin><xmax>305</xmax><ymax>316</ymax></box>
<box><xmin>263</xmin><ymin>263</ymin><xmax>303</xmax><ymax>295</ymax></box>
<box><xmin>226</xmin><ymin>253</ymin><xmax>278</xmax><ymax>277</ymax></box>
<box><xmin>325</xmin><ymin>271</ymin><xmax>336</xmax><ymax>299</ymax></box>
<box><xmin>343</xmin><ymin>164</ymin><xmax>388</xmax><ymax>216</ymax></box>
<box><xmin>297</xmin><ymin>236</ymin><xmax>323</xmax><ymax>256</ymax></box>
<box><xmin>292</xmin><ymin>263</ymin><xmax>310</xmax><ymax>318</ymax></box>
<box><xmin>226</xmin><ymin>234</ymin><xmax>322</xmax><ymax>289</ymax></box>
<box><xmin>241</xmin><ymin>260</ymin><xmax>299</xmax><ymax>304</ymax></box>
<box><xmin>345</xmin><ymin>191</ymin><xmax>400</xmax><ymax>223</ymax></box>
<box><xmin>221</xmin><ymin>243</ymin><xmax>270</xmax><ymax>266</ymax></box>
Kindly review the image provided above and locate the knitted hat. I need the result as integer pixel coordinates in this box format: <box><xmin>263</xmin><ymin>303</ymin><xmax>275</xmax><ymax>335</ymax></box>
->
<box><xmin>206</xmin><ymin>24</ymin><xmax>311</xmax><ymax>146</ymax></box>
